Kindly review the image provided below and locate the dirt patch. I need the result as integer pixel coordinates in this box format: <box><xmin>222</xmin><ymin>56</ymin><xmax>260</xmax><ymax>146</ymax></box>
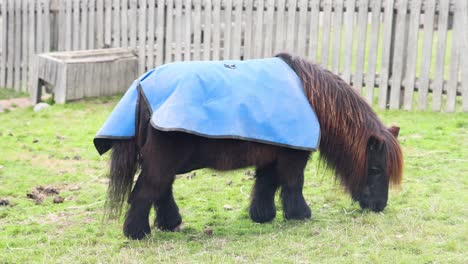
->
<box><xmin>0</xmin><ymin>198</ymin><xmax>10</xmax><ymax>206</ymax></box>
<box><xmin>0</xmin><ymin>97</ymin><xmax>31</xmax><ymax>111</ymax></box>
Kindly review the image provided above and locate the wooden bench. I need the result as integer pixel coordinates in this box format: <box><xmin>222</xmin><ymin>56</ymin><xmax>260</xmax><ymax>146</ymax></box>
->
<box><xmin>29</xmin><ymin>48</ymin><xmax>138</xmax><ymax>104</ymax></box>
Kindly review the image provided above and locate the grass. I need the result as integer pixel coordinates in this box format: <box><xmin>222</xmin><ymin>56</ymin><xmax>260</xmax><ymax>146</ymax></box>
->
<box><xmin>0</xmin><ymin>88</ymin><xmax>28</xmax><ymax>100</ymax></box>
<box><xmin>0</xmin><ymin>96</ymin><xmax>467</xmax><ymax>263</ymax></box>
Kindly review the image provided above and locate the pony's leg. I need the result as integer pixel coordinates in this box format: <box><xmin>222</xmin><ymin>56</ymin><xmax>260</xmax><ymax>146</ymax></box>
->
<box><xmin>249</xmin><ymin>163</ymin><xmax>279</xmax><ymax>223</ymax></box>
<box><xmin>123</xmin><ymin>172</ymin><xmax>152</xmax><ymax>240</ymax></box>
<box><xmin>153</xmin><ymin>185</ymin><xmax>182</xmax><ymax>231</ymax></box>
<box><xmin>277</xmin><ymin>151</ymin><xmax>312</xmax><ymax>220</ymax></box>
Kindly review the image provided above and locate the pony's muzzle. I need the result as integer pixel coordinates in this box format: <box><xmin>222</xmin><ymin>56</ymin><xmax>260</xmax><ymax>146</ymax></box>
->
<box><xmin>359</xmin><ymin>199</ymin><xmax>387</xmax><ymax>212</ymax></box>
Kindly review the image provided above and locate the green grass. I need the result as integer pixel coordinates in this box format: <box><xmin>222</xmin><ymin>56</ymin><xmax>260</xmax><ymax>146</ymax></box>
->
<box><xmin>0</xmin><ymin>88</ymin><xmax>28</xmax><ymax>100</ymax></box>
<box><xmin>0</xmin><ymin>97</ymin><xmax>467</xmax><ymax>263</ymax></box>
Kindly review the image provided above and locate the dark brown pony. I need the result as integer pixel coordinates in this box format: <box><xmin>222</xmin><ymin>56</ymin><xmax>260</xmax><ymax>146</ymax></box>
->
<box><xmin>105</xmin><ymin>53</ymin><xmax>403</xmax><ymax>240</ymax></box>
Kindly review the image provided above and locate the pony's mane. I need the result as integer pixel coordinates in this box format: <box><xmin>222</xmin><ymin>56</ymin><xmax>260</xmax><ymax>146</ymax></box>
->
<box><xmin>277</xmin><ymin>53</ymin><xmax>403</xmax><ymax>193</ymax></box>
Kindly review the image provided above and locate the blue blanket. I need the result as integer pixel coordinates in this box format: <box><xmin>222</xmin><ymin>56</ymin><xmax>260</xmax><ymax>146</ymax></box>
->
<box><xmin>94</xmin><ymin>57</ymin><xmax>320</xmax><ymax>155</ymax></box>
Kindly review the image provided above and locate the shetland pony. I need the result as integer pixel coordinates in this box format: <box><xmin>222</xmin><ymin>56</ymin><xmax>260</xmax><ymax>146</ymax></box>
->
<box><xmin>104</xmin><ymin>53</ymin><xmax>403</xmax><ymax>240</ymax></box>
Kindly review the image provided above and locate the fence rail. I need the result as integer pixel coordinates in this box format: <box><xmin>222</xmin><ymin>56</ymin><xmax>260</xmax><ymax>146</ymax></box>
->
<box><xmin>1</xmin><ymin>0</ymin><xmax>467</xmax><ymax>112</ymax></box>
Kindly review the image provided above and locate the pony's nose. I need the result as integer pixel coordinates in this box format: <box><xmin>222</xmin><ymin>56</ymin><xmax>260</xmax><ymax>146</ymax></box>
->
<box><xmin>369</xmin><ymin>200</ymin><xmax>387</xmax><ymax>212</ymax></box>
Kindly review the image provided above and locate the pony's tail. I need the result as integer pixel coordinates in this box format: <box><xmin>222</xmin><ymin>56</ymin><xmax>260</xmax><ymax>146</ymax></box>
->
<box><xmin>105</xmin><ymin>139</ymin><xmax>139</xmax><ymax>219</ymax></box>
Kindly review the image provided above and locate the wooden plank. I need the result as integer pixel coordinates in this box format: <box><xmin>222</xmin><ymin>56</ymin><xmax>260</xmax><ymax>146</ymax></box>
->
<box><xmin>184</xmin><ymin>0</ymin><xmax>191</xmax><ymax>61</ymax></box>
<box><xmin>166</xmin><ymin>0</ymin><xmax>174</xmax><ymax>62</ymax></box>
<box><xmin>353</xmin><ymin>0</ymin><xmax>368</xmax><ymax>93</ymax></box>
<box><xmin>21</xmin><ymin>0</ymin><xmax>29</xmax><ymax>91</ymax></box>
<box><xmin>36</xmin><ymin>0</ymin><xmax>43</xmax><ymax>52</ymax></box>
<box><xmin>402</xmin><ymin>0</ymin><xmax>421</xmax><ymax>110</ymax></box>
<box><xmin>331</xmin><ymin>0</ymin><xmax>344</xmax><ymax>74</ymax></box>
<box><xmin>121</xmin><ymin>0</ymin><xmax>128</xmax><ymax>48</ymax></box>
<box><xmin>461</xmin><ymin>0</ymin><xmax>468</xmax><ymax>112</ymax></box>
<box><xmin>81</xmin><ymin>0</ymin><xmax>88</xmax><ymax>50</ymax></box>
<box><xmin>96</xmin><ymin>0</ymin><xmax>104</xmax><ymax>48</ymax></box>
<box><xmin>417</xmin><ymin>0</ymin><xmax>435</xmax><ymax>110</ymax></box>
<box><xmin>147</xmin><ymin>0</ymin><xmax>155</xmax><ymax>68</ymax></box>
<box><xmin>296</xmin><ymin>0</ymin><xmax>308</xmax><ymax>56</ymax></box>
<box><xmin>193</xmin><ymin>0</ymin><xmax>201</xmax><ymax>60</ymax></box>
<box><xmin>174</xmin><ymin>0</ymin><xmax>183</xmax><ymax>61</ymax></box>
<box><xmin>73</xmin><ymin>0</ymin><xmax>79</xmax><ymax>50</ymax></box>
<box><xmin>212</xmin><ymin>0</ymin><xmax>220</xmax><ymax>59</ymax></box>
<box><xmin>6</xmin><ymin>0</ymin><xmax>14</xmax><ymax>88</ymax></box>
<box><xmin>274</xmin><ymin>0</ymin><xmax>286</xmax><ymax>53</ymax></box>
<box><xmin>285</xmin><ymin>0</ymin><xmax>297</xmax><ymax>53</ymax></box>
<box><xmin>446</xmin><ymin>0</ymin><xmax>462</xmax><ymax>112</ymax></box>
<box><xmin>138</xmin><ymin>0</ymin><xmax>147</xmax><ymax>73</ymax></box>
<box><xmin>156</xmin><ymin>0</ymin><xmax>165</xmax><ymax>65</ymax></box>
<box><xmin>378</xmin><ymin>0</ymin><xmax>395</xmax><ymax>109</ymax></box>
<box><xmin>65</xmin><ymin>0</ymin><xmax>72</xmax><ymax>50</ymax></box>
<box><xmin>389</xmin><ymin>0</ymin><xmax>407</xmax><ymax>109</ymax></box>
<box><xmin>88</xmin><ymin>0</ymin><xmax>95</xmax><ymax>48</ymax></box>
<box><xmin>308</xmin><ymin>0</ymin><xmax>320</xmax><ymax>62</ymax></box>
<box><xmin>105</xmin><ymin>0</ymin><xmax>112</xmax><ymax>47</ymax></box>
<box><xmin>432</xmin><ymin>0</ymin><xmax>450</xmax><ymax>111</ymax></box>
<box><xmin>320</xmin><ymin>0</ymin><xmax>332</xmax><ymax>68</ymax></box>
<box><xmin>342</xmin><ymin>0</ymin><xmax>355</xmax><ymax>83</ymax></box>
<box><xmin>13</xmin><ymin>0</ymin><xmax>21</xmax><ymax>91</ymax></box>
<box><xmin>129</xmin><ymin>0</ymin><xmax>137</xmax><ymax>48</ymax></box>
<box><xmin>0</xmin><ymin>0</ymin><xmax>7</xmax><ymax>87</ymax></box>
<box><xmin>58</xmin><ymin>0</ymin><xmax>65</xmax><ymax>51</ymax></box>
<box><xmin>263</xmin><ymin>0</ymin><xmax>275</xmax><ymax>57</ymax></box>
<box><xmin>231</xmin><ymin>0</ymin><xmax>243</xmax><ymax>59</ymax></box>
<box><xmin>28</xmin><ymin>0</ymin><xmax>36</xmax><ymax>91</ymax></box>
<box><xmin>223</xmin><ymin>0</ymin><xmax>232</xmax><ymax>59</ymax></box>
<box><xmin>254</xmin><ymin>0</ymin><xmax>264</xmax><ymax>58</ymax></box>
<box><xmin>43</xmin><ymin>0</ymin><xmax>50</xmax><ymax>52</ymax></box>
<box><xmin>113</xmin><ymin>0</ymin><xmax>121</xmax><ymax>47</ymax></box>
<box><xmin>203</xmin><ymin>0</ymin><xmax>212</xmax><ymax>60</ymax></box>
<box><xmin>243</xmin><ymin>0</ymin><xmax>254</xmax><ymax>59</ymax></box>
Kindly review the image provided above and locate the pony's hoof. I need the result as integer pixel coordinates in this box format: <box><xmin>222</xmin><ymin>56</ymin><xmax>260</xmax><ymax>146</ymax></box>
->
<box><xmin>284</xmin><ymin>206</ymin><xmax>312</xmax><ymax>220</ymax></box>
<box><xmin>156</xmin><ymin>213</ymin><xmax>182</xmax><ymax>231</ymax></box>
<box><xmin>249</xmin><ymin>205</ymin><xmax>276</xmax><ymax>223</ymax></box>
<box><xmin>123</xmin><ymin>222</ymin><xmax>151</xmax><ymax>240</ymax></box>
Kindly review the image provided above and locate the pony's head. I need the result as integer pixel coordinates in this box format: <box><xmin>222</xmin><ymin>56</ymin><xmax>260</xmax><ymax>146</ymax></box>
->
<box><xmin>276</xmin><ymin>53</ymin><xmax>403</xmax><ymax>212</ymax></box>
<box><xmin>352</xmin><ymin>126</ymin><xmax>402</xmax><ymax>212</ymax></box>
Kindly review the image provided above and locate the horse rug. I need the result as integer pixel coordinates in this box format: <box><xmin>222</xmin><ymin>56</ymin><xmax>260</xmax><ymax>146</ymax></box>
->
<box><xmin>94</xmin><ymin>57</ymin><xmax>321</xmax><ymax>155</ymax></box>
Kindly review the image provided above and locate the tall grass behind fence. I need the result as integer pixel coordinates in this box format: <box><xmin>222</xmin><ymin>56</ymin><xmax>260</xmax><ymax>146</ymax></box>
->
<box><xmin>0</xmin><ymin>0</ymin><xmax>467</xmax><ymax>112</ymax></box>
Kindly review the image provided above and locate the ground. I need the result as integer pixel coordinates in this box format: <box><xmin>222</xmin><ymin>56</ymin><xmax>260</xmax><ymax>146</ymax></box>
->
<box><xmin>0</xmin><ymin>96</ymin><xmax>466</xmax><ymax>263</ymax></box>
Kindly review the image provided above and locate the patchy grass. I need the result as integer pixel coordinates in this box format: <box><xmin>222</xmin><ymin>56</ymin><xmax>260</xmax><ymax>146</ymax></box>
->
<box><xmin>0</xmin><ymin>96</ymin><xmax>466</xmax><ymax>263</ymax></box>
<box><xmin>0</xmin><ymin>88</ymin><xmax>28</xmax><ymax>100</ymax></box>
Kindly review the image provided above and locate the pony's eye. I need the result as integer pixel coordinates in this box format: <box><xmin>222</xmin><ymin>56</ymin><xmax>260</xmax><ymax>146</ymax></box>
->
<box><xmin>369</xmin><ymin>167</ymin><xmax>382</xmax><ymax>174</ymax></box>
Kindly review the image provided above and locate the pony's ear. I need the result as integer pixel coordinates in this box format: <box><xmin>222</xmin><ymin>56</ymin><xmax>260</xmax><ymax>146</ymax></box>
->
<box><xmin>388</xmin><ymin>126</ymin><xmax>400</xmax><ymax>138</ymax></box>
<box><xmin>368</xmin><ymin>136</ymin><xmax>384</xmax><ymax>152</ymax></box>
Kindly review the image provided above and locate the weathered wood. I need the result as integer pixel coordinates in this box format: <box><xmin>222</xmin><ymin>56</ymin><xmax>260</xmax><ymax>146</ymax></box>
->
<box><xmin>30</xmin><ymin>48</ymin><xmax>138</xmax><ymax>103</ymax></box>
<box><xmin>243</xmin><ymin>0</ymin><xmax>254</xmax><ymax>59</ymax></box>
<box><xmin>285</xmin><ymin>0</ymin><xmax>297</xmax><ymax>54</ymax></box>
<box><xmin>203</xmin><ymin>0</ymin><xmax>212</xmax><ymax>60</ymax></box>
<box><xmin>253</xmin><ymin>0</ymin><xmax>264</xmax><ymax>58</ymax></box>
<box><xmin>232</xmin><ymin>0</ymin><xmax>242</xmax><ymax>59</ymax></box>
<box><xmin>402</xmin><ymin>0</ymin><xmax>421</xmax><ymax>110</ymax></box>
<box><xmin>212</xmin><ymin>0</ymin><xmax>220</xmax><ymax>60</ymax></box>
<box><xmin>138</xmin><ymin>0</ymin><xmax>147</xmax><ymax>73</ymax></box>
<box><xmin>183</xmin><ymin>0</ymin><xmax>191</xmax><ymax>61</ymax></box>
<box><xmin>0</xmin><ymin>0</ymin><xmax>7</xmax><ymax>87</ymax></box>
<box><xmin>121</xmin><ymin>0</ymin><xmax>128</xmax><ymax>48</ymax></box>
<box><xmin>193</xmin><ymin>0</ymin><xmax>201</xmax><ymax>60</ymax></box>
<box><xmin>128</xmin><ymin>0</ymin><xmax>137</xmax><ymax>48</ymax></box>
<box><xmin>342</xmin><ymin>0</ymin><xmax>355</xmax><ymax>83</ymax></box>
<box><xmin>174</xmin><ymin>0</ymin><xmax>182</xmax><ymax>61</ymax></box>
<box><xmin>81</xmin><ymin>0</ymin><xmax>88</xmax><ymax>50</ymax></box>
<box><xmin>263</xmin><ymin>0</ymin><xmax>275</xmax><ymax>57</ymax></box>
<box><xmin>13</xmin><ymin>0</ymin><xmax>21</xmax><ymax>91</ymax></box>
<box><xmin>389</xmin><ymin>0</ymin><xmax>408</xmax><ymax>109</ymax></box>
<box><xmin>432</xmin><ymin>0</ymin><xmax>450</xmax><ymax>111</ymax></box>
<box><xmin>165</xmin><ymin>0</ymin><xmax>174</xmax><ymax>62</ymax></box>
<box><xmin>147</xmin><ymin>0</ymin><xmax>155</xmax><ymax>68</ymax></box>
<box><xmin>96</xmin><ymin>0</ymin><xmax>104</xmax><ymax>48</ymax></box>
<box><xmin>72</xmin><ymin>0</ymin><xmax>79</xmax><ymax>50</ymax></box>
<box><xmin>88</xmin><ymin>0</ymin><xmax>95</xmax><ymax>49</ymax></box>
<box><xmin>331</xmin><ymin>0</ymin><xmax>344</xmax><ymax>74</ymax></box>
<box><xmin>446</xmin><ymin>0</ymin><xmax>462</xmax><ymax>112</ymax></box>
<box><xmin>308</xmin><ymin>0</ymin><xmax>320</xmax><ymax>62</ymax></box>
<box><xmin>354</xmin><ymin>0</ymin><xmax>368</xmax><ymax>93</ymax></box>
<box><xmin>223</xmin><ymin>0</ymin><xmax>232</xmax><ymax>59</ymax></box>
<box><xmin>156</xmin><ymin>0</ymin><xmax>165</xmax><ymax>65</ymax></box>
<box><xmin>378</xmin><ymin>0</ymin><xmax>395</xmax><ymax>109</ymax></box>
<box><xmin>21</xmin><ymin>0</ymin><xmax>29</xmax><ymax>91</ymax></box>
<box><xmin>37</xmin><ymin>0</ymin><xmax>43</xmax><ymax>52</ymax></box>
<box><xmin>460</xmin><ymin>0</ymin><xmax>468</xmax><ymax>112</ymax></box>
<box><xmin>274</xmin><ymin>0</ymin><xmax>286</xmax><ymax>54</ymax></box>
<box><xmin>43</xmin><ymin>0</ymin><xmax>50</xmax><ymax>52</ymax></box>
<box><xmin>104</xmin><ymin>0</ymin><xmax>112</xmax><ymax>47</ymax></box>
<box><xmin>418</xmin><ymin>0</ymin><xmax>435</xmax><ymax>110</ymax></box>
<box><xmin>113</xmin><ymin>0</ymin><xmax>121</xmax><ymax>47</ymax></box>
<box><xmin>296</xmin><ymin>0</ymin><xmax>308</xmax><ymax>56</ymax></box>
<box><xmin>320</xmin><ymin>0</ymin><xmax>332</xmax><ymax>68</ymax></box>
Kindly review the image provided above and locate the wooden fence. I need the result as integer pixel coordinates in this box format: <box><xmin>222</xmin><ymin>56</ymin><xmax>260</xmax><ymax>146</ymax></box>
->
<box><xmin>0</xmin><ymin>0</ymin><xmax>467</xmax><ymax>111</ymax></box>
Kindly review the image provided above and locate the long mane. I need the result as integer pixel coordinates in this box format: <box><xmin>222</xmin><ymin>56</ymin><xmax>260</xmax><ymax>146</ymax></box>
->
<box><xmin>277</xmin><ymin>53</ymin><xmax>403</xmax><ymax>193</ymax></box>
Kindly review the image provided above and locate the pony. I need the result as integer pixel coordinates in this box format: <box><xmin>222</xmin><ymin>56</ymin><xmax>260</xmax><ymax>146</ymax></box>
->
<box><xmin>102</xmin><ymin>53</ymin><xmax>403</xmax><ymax>240</ymax></box>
